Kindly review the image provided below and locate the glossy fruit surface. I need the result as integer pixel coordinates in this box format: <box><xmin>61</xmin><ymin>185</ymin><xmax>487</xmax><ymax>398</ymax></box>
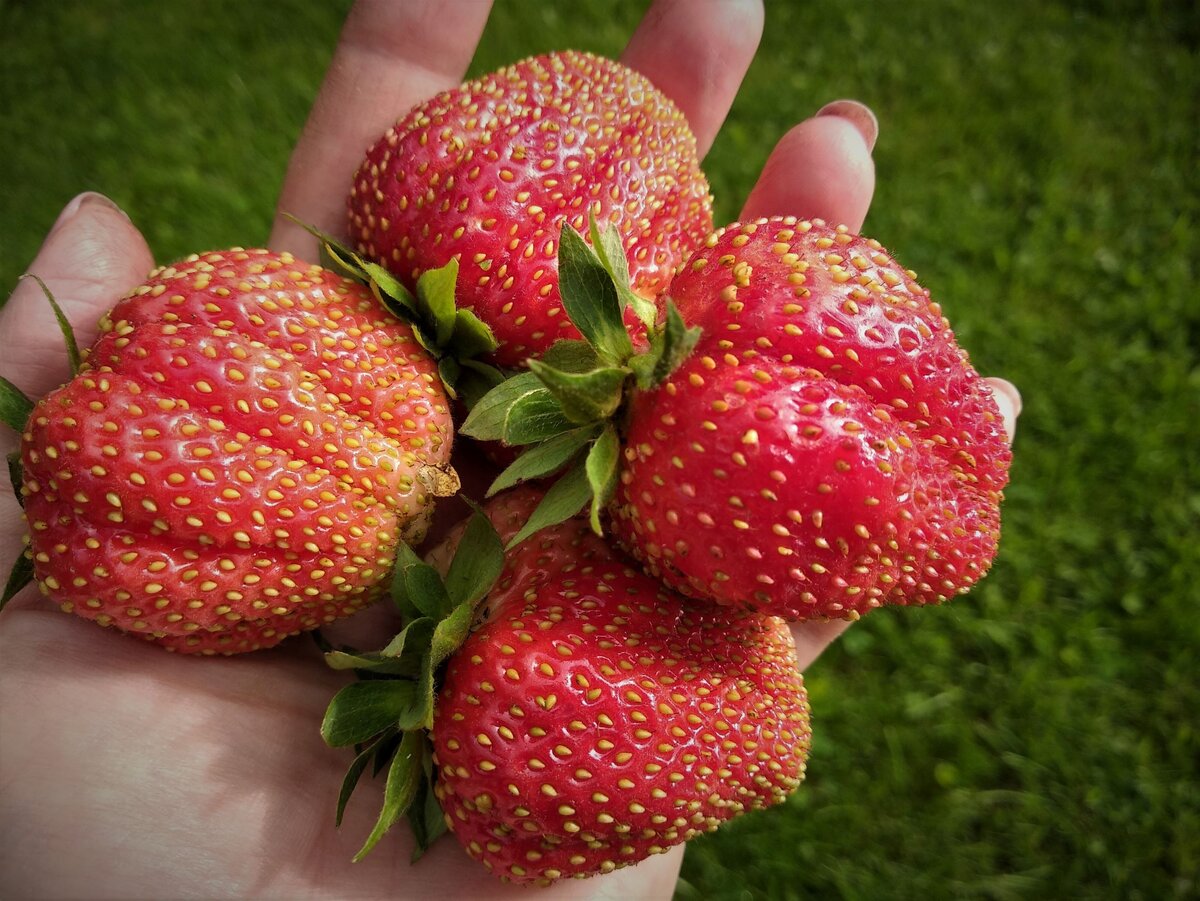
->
<box><xmin>349</xmin><ymin>50</ymin><xmax>713</xmax><ymax>367</ymax></box>
<box><xmin>610</xmin><ymin>218</ymin><xmax>1010</xmax><ymax>619</ymax></box>
<box><xmin>20</xmin><ymin>249</ymin><xmax>454</xmax><ymax>653</ymax></box>
<box><xmin>432</xmin><ymin>488</ymin><xmax>810</xmax><ymax>883</ymax></box>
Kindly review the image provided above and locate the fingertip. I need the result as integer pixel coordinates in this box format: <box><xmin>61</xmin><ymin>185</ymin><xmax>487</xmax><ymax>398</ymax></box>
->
<box><xmin>816</xmin><ymin>99</ymin><xmax>879</xmax><ymax>153</ymax></box>
<box><xmin>0</xmin><ymin>192</ymin><xmax>153</xmax><ymax>398</ymax></box>
<box><xmin>623</xmin><ymin>0</ymin><xmax>765</xmax><ymax>157</ymax></box>
<box><xmin>790</xmin><ymin>618</ymin><xmax>852</xmax><ymax>672</ymax></box>
<box><xmin>30</xmin><ymin>193</ymin><xmax>153</xmax><ymax>300</ymax></box>
<box><xmin>984</xmin><ymin>377</ymin><xmax>1022</xmax><ymax>443</ymax></box>
<box><xmin>741</xmin><ymin>114</ymin><xmax>876</xmax><ymax>231</ymax></box>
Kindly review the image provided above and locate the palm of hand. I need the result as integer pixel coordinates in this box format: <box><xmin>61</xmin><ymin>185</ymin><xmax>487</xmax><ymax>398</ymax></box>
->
<box><xmin>1</xmin><ymin>597</ymin><xmax>368</xmax><ymax>897</ymax></box>
<box><xmin>0</xmin><ymin>596</ymin><xmax>683</xmax><ymax>898</ymax></box>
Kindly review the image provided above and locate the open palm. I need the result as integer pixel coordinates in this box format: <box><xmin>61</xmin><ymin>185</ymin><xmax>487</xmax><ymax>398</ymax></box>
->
<box><xmin>0</xmin><ymin>2</ymin><xmax>1017</xmax><ymax>898</ymax></box>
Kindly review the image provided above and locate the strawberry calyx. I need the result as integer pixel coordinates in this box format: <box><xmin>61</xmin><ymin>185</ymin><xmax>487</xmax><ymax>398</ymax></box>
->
<box><xmin>1</xmin><ymin>275</ymin><xmax>82</xmax><ymax>610</ymax></box>
<box><xmin>459</xmin><ymin>215</ymin><xmax>701</xmax><ymax>545</ymax></box>
<box><xmin>319</xmin><ymin>505</ymin><xmax>506</xmax><ymax>861</ymax></box>
<box><xmin>288</xmin><ymin>216</ymin><xmax>504</xmax><ymax>405</ymax></box>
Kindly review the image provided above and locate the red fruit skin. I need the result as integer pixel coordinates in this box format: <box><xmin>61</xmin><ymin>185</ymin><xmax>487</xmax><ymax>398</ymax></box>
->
<box><xmin>348</xmin><ymin>50</ymin><xmax>713</xmax><ymax>367</ymax></box>
<box><xmin>431</xmin><ymin>489</ymin><xmax>810</xmax><ymax>885</ymax></box>
<box><xmin>20</xmin><ymin>249</ymin><xmax>454</xmax><ymax>654</ymax></box>
<box><xmin>610</xmin><ymin>218</ymin><xmax>1011</xmax><ymax>620</ymax></box>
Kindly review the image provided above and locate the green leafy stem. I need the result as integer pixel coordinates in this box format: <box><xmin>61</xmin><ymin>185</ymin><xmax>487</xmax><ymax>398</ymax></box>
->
<box><xmin>286</xmin><ymin>216</ymin><xmax>504</xmax><ymax>405</ymax></box>
<box><xmin>319</xmin><ymin>505</ymin><xmax>505</xmax><ymax>861</ymax></box>
<box><xmin>459</xmin><ymin>215</ymin><xmax>702</xmax><ymax>548</ymax></box>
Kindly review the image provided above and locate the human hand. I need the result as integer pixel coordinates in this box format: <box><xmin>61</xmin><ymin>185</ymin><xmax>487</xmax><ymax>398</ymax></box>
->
<box><xmin>0</xmin><ymin>0</ymin><xmax>1020</xmax><ymax>897</ymax></box>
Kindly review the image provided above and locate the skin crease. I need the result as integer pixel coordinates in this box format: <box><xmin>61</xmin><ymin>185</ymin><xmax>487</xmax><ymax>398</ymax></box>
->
<box><xmin>0</xmin><ymin>1</ymin><xmax>1020</xmax><ymax>897</ymax></box>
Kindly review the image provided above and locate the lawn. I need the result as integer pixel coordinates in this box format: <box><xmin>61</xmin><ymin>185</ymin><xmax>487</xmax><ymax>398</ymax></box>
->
<box><xmin>1</xmin><ymin>0</ymin><xmax>1197</xmax><ymax>898</ymax></box>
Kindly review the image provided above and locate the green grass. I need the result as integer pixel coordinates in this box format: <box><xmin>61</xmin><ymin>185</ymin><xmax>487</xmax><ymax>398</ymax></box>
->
<box><xmin>2</xmin><ymin>0</ymin><xmax>1197</xmax><ymax>898</ymax></box>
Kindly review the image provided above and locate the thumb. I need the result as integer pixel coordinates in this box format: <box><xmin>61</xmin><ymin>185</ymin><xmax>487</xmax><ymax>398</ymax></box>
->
<box><xmin>1</xmin><ymin>193</ymin><xmax>153</xmax><ymax>607</ymax></box>
<box><xmin>0</xmin><ymin>192</ymin><xmax>154</xmax><ymax>401</ymax></box>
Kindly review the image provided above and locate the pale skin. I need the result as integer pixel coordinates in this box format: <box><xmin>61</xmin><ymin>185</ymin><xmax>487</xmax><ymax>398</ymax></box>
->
<box><xmin>0</xmin><ymin>1</ymin><xmax>1020</xmax><ymax>897</ymax></box>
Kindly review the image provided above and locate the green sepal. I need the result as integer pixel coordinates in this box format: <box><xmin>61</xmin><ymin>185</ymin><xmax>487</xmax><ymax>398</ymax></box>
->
<box><xmin>628</xmin><ymin>298</ymin><xmax>703</xmax><ymax>390</ymax></box>
<box><xmin>526</xmin><ymin>359</ymin><xmax>628</xmax><ymax>425</ymax></box>
<box><xmin>402</xmin><ymin>559</ymin><xmax>453</xmax><ymax>621</ymax></box>
<box><xmin>19</xmin><ymin>274</ymin><xmax>82</xmax><ymax>375</ymax></box>
<box><xmin>503</xmin><ymin>387</ymin><xmax>575</xmax><ymax>445</ymax></box>
<box><xmin>460</xmin><ymin>371</ymin><xmax>548</xmax><ymax>442</ymax></box>
<box><xmin>408</xmin><ymin>585</ymin><xmax>490</xmax><ymax>732</ymax></box>
<box><xmin>0</xmin><ymin>377</ymin><xmax>34</xmax><ymax>434</ymax></box>
<box><xmin>444</xmin><ymin>507</ymin><xmax>506</xmax><ymax>608</ymax></box>
<box><xmin>452</xmin><ymin>308</ymin><xmax>501</xmax><ymax>360</ymax></box>
<box><xmin>322</xmin><ymin>507</ymin><xmax>510</xmax><ymax>859</ymax></box>
<box><xmin>353</xmin><ymin>730</ymin><xmax>426</xmax><ymax>862</ymax></box>
<box><xmin>323</xmin><ymin>616</ymin><xmax>433</xmax><ymax>677</ymax></box>
<box><xmin>506</xmin><ymin>459</ymin><xmax>593</xmax><ymax>549</ymax></box>
<box><xmin>335</xmin><ymin>728</ymin><xmax>397</xmax><ymax>827</ymax></box>
<box><xmin>437</xmin><ymin>357</ymin><xmax>461</xmax><ymax>398</ymax></box>
<box><xmin>412</xmin><ymin>650</ymin><xmax>437</xmax><ymax>733</ymax></box>
<box><xmin>652</xmin><ymin>299</ymin><xmax>703</xmax><ymax>386</ymax></box>
<box><xmin>585</xmin><ymin>424</ymin><xmax>621</xmax><ymax>534</ymax></box>
<box><xmin>557</xmin><ymin>221</ymin><xmax>635</xmax><ymax>364</ymax></box>
<box><xmin>487</xmin><ymin>425</ymin><xmax>599</xmax><ymax>497</ymax></box>
<box><xmin>2</xmin><ymin>549</ymin><xmax>33</xmax><ymax>612</ymax></box>
<box><xmin>369</xmin><ymin>731</ymin><xmax>404</xmax><ymax>778</ymax></box>
<box><xmin>391</xmin><ymin>542</ymin><xmax>450</xmax><ymax>621</ymax></box>
<box><xmin>462</xmin><ymin>369</ymin><xmax>578</xmax><ymax>445</ymax></box>
<box><xmin>361</xmin><ymin>260</ymin><xmax>419</xmax><ymax>319</ymax></box>
<box><xmin>431</xmin><ymin>600</ymin><xmax>477</xmax><ymax>670</ymax></box>
<box><xmin>322</xmin><ymin>648</ymin><xmax>420</xmax><ymax>678</ymax></box>
<box><xmin>285</xmin><ymin>216</ymin><xmax>499</xmax><ymax>389</ymax></box>
<box><xmin>456</xmin><ymin>359</ymin><xmax>508</xmax><ymax>412</ymax></box>
<box><xmin>406</xmin><ymin>752</ymin><xmax>448</xmax><ymax>862</ymax></box>
<box><xmin>320</xmin><ymin>680</ymin><xmax>423</xmax><ymax>747</ymax></box>
<box><xmin>539</xmin><ymin>339</ymin><xmax>601</xmax><ymax>374</ymax></box>
<box><xmin>379</xmin><ymin>616</ymin><xmax>435</xmax><ymax>668</ymax></box>
<box><xmin>416</xmin><ymin>259</ymin><xmax>459</xmax><ymax>347</ymax></box>
<box><xmin>7</xmin><ymin>451</ymin><xmax>23</xmax><ymax>509</ymax></box>
<box><xmin>589</xmin><ymin>213</ymin><xmax>657</xmax><ymax>333</ymax></box>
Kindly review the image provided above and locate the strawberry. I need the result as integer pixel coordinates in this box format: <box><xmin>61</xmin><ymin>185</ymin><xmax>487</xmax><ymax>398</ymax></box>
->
<box><xmin>15</xmin><ymin>248</ymin><xmax>457</xmax><ymax>653</ymax></box>
<box><xmin>607</xmin><ymin>218</ymin><xmax>1011</xmax><ymax>619</ymax></box>
<box><xmin>429</xmin><ymin>488</ymin><xmax>811</xmax><ymax>884</ymax></box>
<box><xmin>348</xmin><ymin>50</ymin><xmax>713</xmax><ymax>368</ymax></box>
<box><xmin>464</xmin><ymin>216</ymin><xmax>1010</xmax><ymax>621</ymax></box>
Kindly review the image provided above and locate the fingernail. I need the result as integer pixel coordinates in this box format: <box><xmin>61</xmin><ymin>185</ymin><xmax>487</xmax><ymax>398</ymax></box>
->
<box><xmin>983</xmin><ymin>377</ymin><xmax>1022</xmax><ymax>443</ymax></box>
<box><xmin>51</xmin><ymin>192</ymin><xmax>129</xmax><ymax>232</ymax></box>
<box><xmin>990</xmin><ymin>378</ymin><xmax>1023</xmax><ymax>418</ymax></box>
<box><xmin>816</xmin><ymin>99</ymin><xmax>878</xmax><ymax>152</ymax></box>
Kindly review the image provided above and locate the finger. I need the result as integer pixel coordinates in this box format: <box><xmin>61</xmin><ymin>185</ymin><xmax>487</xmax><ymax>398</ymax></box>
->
<box><xmin>622</xmin><ymin>0</ymin><xmax>764</xmax><ymax>158</ymax></box>
<box><xmin>986</xmin><ymin>376</ymin><xmax>1022</xmax><ymax>442</ymax></box>
<box><xmin>0</xmin><ymin>192</ymin><xmax>153</xmax><ymax>403</ymax></box>
<box><xmin>269</xmin><ymin>0</ymin><xmax>494</xmax><ymax>259</ymax></box>
<box><xmin>790</xmin><ymin>619</ymin><xmax>852</xmax><ymax>672</ymax></box>
<box><xmin>740</xmin><ymin>100</ymin><xmax>877</xmax><ymax>231</ymax></box>
<box><xmin>1</xmin><ymin>192</ymin><xmax>153</xmax><ymax>608</ymax></box>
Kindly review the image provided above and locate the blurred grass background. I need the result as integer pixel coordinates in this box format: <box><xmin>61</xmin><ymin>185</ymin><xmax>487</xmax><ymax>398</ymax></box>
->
<box><xmin>1</xmin><ymin>0</ymin><xmax>1196</xmax><ymax>897</ymax></box>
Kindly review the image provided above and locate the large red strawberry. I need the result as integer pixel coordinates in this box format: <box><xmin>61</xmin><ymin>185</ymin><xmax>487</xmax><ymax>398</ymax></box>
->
<box><xmin>348</xmin><ymin>50</ymin><xmax>713</xmax><ymax>368</ymax></box>
<box><xmin>463</xmin><ymin>217</ymin><xmax>1010</xmax><ymax>621</ymax></box>
<box><xmin>430</xmin><ymin>488</ymin><xmax>811</xmax><ymax>884</ymax></box>
<box><xmin>610</xmin><ymin>218</ymin><xmax>1011</xmax><ymax>618</ymax></box>
<box><xmin>17</xmin><ymin>248</ymin><xmax>456</xmax><ymax>654</ymax></box>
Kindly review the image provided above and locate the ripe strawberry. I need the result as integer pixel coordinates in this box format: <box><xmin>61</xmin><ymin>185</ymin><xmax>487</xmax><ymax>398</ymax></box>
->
<box><xmin>608</xmin><ymin>218</ymin><xmax>1011</xmax><ymax>619</ymax></box>
<box><xmin>431</xmin><ymin>488</ymin><xmax>811</xmax><ymax>884</ymax></box>
<box><xmin>348</xmin><ymin>50</ymin><xmax>713</xmax><ymax>368</ymax></box>
<box><xmin>18</xmin><ymin>248</ymin><xmax>456</xmax><ymax>653</ymax></box>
